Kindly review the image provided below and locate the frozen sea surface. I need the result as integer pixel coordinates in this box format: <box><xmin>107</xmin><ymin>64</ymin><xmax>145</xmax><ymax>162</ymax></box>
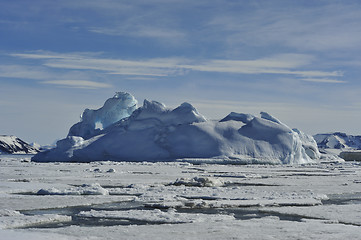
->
<box><xmin>1</xmin><ymin>155</ymin><xmax>361</xmax><ymax>239</ymax></box>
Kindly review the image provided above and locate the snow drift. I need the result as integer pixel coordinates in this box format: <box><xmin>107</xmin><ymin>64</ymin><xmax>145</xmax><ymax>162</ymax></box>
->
<box><xmin>32</xmin><ymin>92</ymin><xmax>319</xmax><ymax>164</ymax></box>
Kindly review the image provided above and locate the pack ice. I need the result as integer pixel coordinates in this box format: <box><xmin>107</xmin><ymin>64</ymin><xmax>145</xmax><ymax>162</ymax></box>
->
<box><xmin>32</xmin><ymin>92</ymin><xmax>320</xmax><ymax>164</ymax></box>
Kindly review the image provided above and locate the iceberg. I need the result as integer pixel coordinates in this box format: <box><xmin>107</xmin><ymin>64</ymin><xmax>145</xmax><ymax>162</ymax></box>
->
<box><xmin>32</xmin><ymin>92</ymin><xmax>319</xmax><ymax>164</ymax></box>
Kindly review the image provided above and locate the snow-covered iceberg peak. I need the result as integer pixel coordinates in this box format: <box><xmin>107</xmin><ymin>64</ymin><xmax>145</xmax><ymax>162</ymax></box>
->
<box><xmin>260</xmin><ymin>111</ymin><xmax>283</xmax><ymax>125</ymax></box>
<box><xmin>68</xmin><ymin>92</ymin><xmax>137</xmax><ymax>139</ymax></box>
<box><xmin>143</xmin><ymin>99</ymin><xmax>167</xmax><ymax>112</ymax></box>
<box><xmin>128</xmin><ymin>99</ymin><xmax>207</xmax><ymax>127</ymax></box>
<box><xmin>220</xmin><ymin>112</ymin><xmax>255</xmax><ymax>124</ymax></box>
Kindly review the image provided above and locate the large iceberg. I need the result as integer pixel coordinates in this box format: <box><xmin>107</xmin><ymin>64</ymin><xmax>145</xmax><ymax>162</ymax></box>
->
<box><xmin>32</xmin><ymin>92</ymin><xmax>319</xmax><ymax>164</ymax></box>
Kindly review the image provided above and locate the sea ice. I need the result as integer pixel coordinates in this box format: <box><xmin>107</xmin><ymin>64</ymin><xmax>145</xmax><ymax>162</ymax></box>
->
<box><xmin>1</xmin><ymin>155</ymin><xmax>361</xmax><ymax>239</ymax></box>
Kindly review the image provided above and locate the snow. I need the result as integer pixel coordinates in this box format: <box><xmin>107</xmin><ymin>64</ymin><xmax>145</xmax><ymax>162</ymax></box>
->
<box><xmin>1</xmin><ymin>155</ymin><xmax>361</xmax><ymax>239</ymax></box>
<box><xmin>33</xmin><ymin>92</ymin><xmax>319</xmax><ymax>164</ymax></box>
<box><xmin>0</xmin><ymin>213</ymin><xmax>71</xmax><ymax>229</ymax></box>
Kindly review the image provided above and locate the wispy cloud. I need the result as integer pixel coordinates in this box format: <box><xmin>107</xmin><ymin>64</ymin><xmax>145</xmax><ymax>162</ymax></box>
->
<box><xmin>41</xmin><ymin>80</ymin><xmax>112</xmax><ymax>89</ymax></box>
<box><xmin>123</xmin><ymin>76</ymin><xmax>157</xmax><ymax>81</ymax></box>
<box><xmin>301</xmin><ymin>78</ymin><xmax>346</xmax><ymax>84</ymax></box>
<box><xmin>182</xmin><ymin>58</ymin><xmax>342</xmax><ymax>77</ymax></box>
<box><xmin>89</xmin><ymin>26</ymin><xmax>186</xmax><ymax>41</ymax></box>
<box><xmin>0</xmin><ymin>65</ymin><xmax>53</xmax><ymax>80</ymax></box>
<box><xmin>9</xmin><ymin>51</ymin><xmax>102</xmax><ymax>60</ymax></box>
<box><xmin>9</xmin><ymin>51</ymin><xmax>343</xmax><ymax>80</ymax></box>
<box><xmin>0</xmin><ymin>61</ymin><xmax>113</xmax><ymax>90</ymax></box>
<box><xmin>43</xmin><ymin>58</ymin><xmax>183</xmax><ymax>77</ymax></box>
<box><xmin>206</xmin><ymin>2</ymin><xmax>361</xmax><ymax>52</ymax></box>
<box><xmin>3</xmin><ymin>0</ymin><xmax>361</xmax><ymax>53</ymax></box>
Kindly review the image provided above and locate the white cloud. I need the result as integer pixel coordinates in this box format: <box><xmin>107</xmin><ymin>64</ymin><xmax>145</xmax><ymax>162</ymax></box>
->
<box><xmin>41</xmin><ymin>80</ymin><xmax>112</xmax><ymax>89</ymax></box>
<box><xmin>10</xmin><ymin>51</ymin><xmax>343</xmax><ymax>80</ymax></box>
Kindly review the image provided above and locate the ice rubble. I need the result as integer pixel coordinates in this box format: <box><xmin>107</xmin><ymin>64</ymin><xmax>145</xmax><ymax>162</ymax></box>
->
<box><xmin>172</xmin><ymin>177</ymin><xmax>224</xmax><ymax>187</ymax></box>
<box><xmin>76</xmin><ymin>209</ymin><xmax>235</xmax><ymax>224</ymax></box>
<box><xmin>32</xmin><ymin>92</ymin><xmax>320</xmax><ymax>164</ymax></box>
<box><xmin>36</xmin><ymin>183</ymin><xmax>109</xmax><ymax>196</ymax></box>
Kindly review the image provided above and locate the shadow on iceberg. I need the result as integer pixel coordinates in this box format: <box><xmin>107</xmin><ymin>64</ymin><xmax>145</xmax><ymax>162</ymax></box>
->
<box><xmin>32</xmin><ymin>92</ymin><xmax>320</xmax><ymax>164</ymax></box>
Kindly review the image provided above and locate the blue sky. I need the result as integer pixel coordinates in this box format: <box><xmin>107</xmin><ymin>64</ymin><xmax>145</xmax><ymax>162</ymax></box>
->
<box><xmin>1</xmin><ymin>0</ymin><xmax>361</xmax><ymax>145</ymax></box>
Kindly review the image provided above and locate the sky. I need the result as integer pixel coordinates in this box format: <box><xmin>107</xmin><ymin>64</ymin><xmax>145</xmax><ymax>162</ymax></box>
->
<box><xmin>1</xmin><ymin>0</ymin><xmax>361</xmax><ymax>145</ymax></box>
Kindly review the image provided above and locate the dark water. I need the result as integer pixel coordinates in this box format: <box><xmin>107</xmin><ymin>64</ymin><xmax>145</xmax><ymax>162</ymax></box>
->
<box><xmin>18</xmin><ymin>200</ymin><xmax>330</xmax><ymax>229</ymax></box>
<box><xmin>322</xmin><ymin>192</ymin><xmax>361</xmax><ymax>205</ymax></box>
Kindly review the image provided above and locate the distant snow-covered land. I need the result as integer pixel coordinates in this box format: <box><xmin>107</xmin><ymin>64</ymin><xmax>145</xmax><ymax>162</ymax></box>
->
<box><xmin>314</xmin><ymin>132</ymin><xmax>361</xmax><ymax>153</ymax></box>
<box><xmin>314</xmin><ymin>132</ymin><xmax>361</xmax><ymax>160</ymax></box>
<box><xmin>0</xmin><ymin>135</ymin><xmax>39</xmax><ymax>154</ymax></box>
